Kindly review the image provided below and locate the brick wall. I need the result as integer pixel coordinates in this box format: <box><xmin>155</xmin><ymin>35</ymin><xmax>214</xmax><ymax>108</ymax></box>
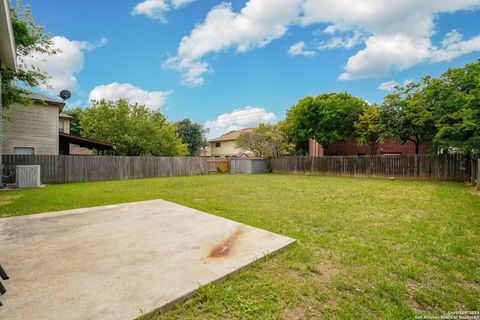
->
<box><xmin>309</xmin><ymin>138</ymin><xmax>433</xmax><ymax>156</ymax></box>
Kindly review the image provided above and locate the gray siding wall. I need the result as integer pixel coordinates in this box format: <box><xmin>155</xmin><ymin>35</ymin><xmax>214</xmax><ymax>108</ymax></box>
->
<box><xmin>2</xmin><ymin>102</ymin><xmax>59</xmax><ymax>155</ymax></box>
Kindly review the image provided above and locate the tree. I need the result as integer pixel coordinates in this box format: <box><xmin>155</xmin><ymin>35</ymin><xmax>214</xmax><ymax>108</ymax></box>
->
<box><xmin>380</xmin><ymin>80</ymin><xmax>437</xmax><ymax>154</ymax></box>
<box><xmin>423</xmin><ymin>59</ymin><xmax>480</xmax><ymax>155</ymax></box>
<box><xmin>63</xmin><ymin>107</ymin><xmax>83</xmax><ymax>136</ymax></box>
<box><xmin>80</xmin><ymin>99</ymin><xmax>188</xmax><ymax>156</ymax></box>
<box><xmin>175</xmin><ymin>119</ymin><xmax>208</xmax><ymax>156</ymax></box>
<box><xmin>284</xmin><ymin>93</ymin><xmax>367</xmax><ymax>151</ymax></box>
<box><xmin>236</xmin><ymin>123</ymin><xmax>289</xmax><ymax>157</ymax></box>
<box><xmin>354</xmin><ymin>105</ymin><xmax>383</xmax><ymax>155</ymax></box>
<box><xmin>1</xmin><ymin>1</ymin><xmax>58</xmax><ymax>109</ymax></box>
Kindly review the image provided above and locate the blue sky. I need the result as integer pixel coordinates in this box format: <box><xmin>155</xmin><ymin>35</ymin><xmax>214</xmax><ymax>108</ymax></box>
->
<box><xmin>22</xmin><ymin>0</ymin><xmax>480</xmax><ymax>138</ymax></box>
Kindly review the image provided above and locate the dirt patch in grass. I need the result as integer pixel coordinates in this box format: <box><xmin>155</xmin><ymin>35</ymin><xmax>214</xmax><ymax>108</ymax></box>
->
<box><xmin>405</xmin><ymin>279</ymin><xmax>422</xmax><ymax>292</ymax></box>
<box><xmin>470</xmin><ymin>188</ymin><xmax>480</xmax><ymax>197</ymax></box>
<box><xmin>408</xmin><ymin>297</ymin><xmax>434</xmax><ymax>314</ymax></box>
<box><xmin>0</xmin><ymin>195</ymin><xmax>21</xmax><ymax>207</ymax></box>
<box><xmin>463</xmin><ymin>281</ymin><xmax>480</xmax><ymax>292</ymax></box>
<box><xmin>313</xmin><ymin>262</ymin><xmax>339</xmax><ymax>288</ymax></box>
<box><xmin>283</xmin><ymin>307</ymin><xmax>305</xmax><ymax>320</ymax></box>
<box><xmin>405</xmin><ymin>280</ymin><xmax>432</xmax><ymax>312</ymax></box>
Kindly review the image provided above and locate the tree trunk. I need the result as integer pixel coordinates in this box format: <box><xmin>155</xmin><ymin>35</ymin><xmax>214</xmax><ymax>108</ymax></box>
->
<box><xmin>370</xmin><ymin>142</ymin><xmax>378</xmax><ymax>155</ymax></box>
<box><xmin>414</xmin><ymin>142</ymin><xmax>420</xmax><ymax>155</ymax></box>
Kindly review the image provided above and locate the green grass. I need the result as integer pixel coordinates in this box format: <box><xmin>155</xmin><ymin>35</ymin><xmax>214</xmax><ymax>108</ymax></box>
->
<box><xmin>1</xmin><ymin>174</ymin><xmax>479</xmax><ymax>319</ymax></box>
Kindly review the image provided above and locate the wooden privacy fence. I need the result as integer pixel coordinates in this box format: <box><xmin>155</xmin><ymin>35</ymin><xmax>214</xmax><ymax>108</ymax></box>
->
<box><xmin>2</xmin><ymin>155</ymin><xmax>208</xmax><ymax>184</ymax></box>
<box><xmin>270</xmin><ymin>155</ymin><xmax>473</xmax><ymax>182</ymax></box>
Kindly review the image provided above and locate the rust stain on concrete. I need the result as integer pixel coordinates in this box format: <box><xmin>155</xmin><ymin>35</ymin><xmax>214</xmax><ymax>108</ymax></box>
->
<box><xmin>208</xmin><ymin>227</ymin><xmax>244</xmax><ymax>258</ymax></box>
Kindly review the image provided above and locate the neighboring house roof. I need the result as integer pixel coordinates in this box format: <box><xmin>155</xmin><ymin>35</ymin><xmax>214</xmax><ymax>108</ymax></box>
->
<box><xmin>0</xmin><ymin>0</ymin><xmax>17</xmax><ymax>72</ymax></box>
<box><xmin>59</xmin><ymin>132</ymin><xmax>117</xmax><ymax>151</ymax></box>
<box><xmin>209</xmin><ymin>128</ymin><xmax>254</xmax><ymax>142</ymax></box>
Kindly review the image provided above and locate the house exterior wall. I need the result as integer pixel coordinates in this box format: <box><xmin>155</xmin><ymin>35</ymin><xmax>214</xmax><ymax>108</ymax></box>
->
<box><xmin>309</xmin><ymin>138</ymin><xmax>324</xmax><ymax>157</ymax></box>
<box><xmin>2</xmin><ymin>102</ymin><xmax>60</xmax><ymax>155</ymax></box>
<box><xmin>59</xmin><ymin>116</ymin><xmax>92</xmax><ymax>155</ymax></box>
<box><xmin>59</xmin><ymin>117</ymin><xmax>70</xmax><ymax>134</ymax></box>
<box><xmin>210</xmin><ymin>140</ymin><xmax>247</xmax><ymax>157</ymax></box>
<box><xmin>69</xmin><ymin>144</ymin><xmax>93</xmax><ymax>155</ymax></box>
<box><xmin>309</xmin><ymin>138</ymin><xmax>432</xmax><ymax>156</ymax></box>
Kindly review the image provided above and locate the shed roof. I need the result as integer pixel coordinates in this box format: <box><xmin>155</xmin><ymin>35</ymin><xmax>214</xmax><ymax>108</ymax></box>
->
<box><xmin>59</xmin><ymin>132</ymin><xmax>117</xmax><ymax>151</ymax></box>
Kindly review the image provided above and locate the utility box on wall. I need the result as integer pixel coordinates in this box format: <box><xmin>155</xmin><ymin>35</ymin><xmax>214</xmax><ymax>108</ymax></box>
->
<box><xmin>230</xmin><ymin>158</ymin><xmax>268</xmax><ymax>174</ymax></box>
<box><xmin>16</xmin><ymin>165</ymin><xmax>41</xmax><ymax>188</ymax></box>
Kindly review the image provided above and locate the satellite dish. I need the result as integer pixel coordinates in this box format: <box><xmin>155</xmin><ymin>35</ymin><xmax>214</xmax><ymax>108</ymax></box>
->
<box><xmin>59</xmin><ymin>90</ymin><xmax>72</xmax><ymax>101</ymax></box>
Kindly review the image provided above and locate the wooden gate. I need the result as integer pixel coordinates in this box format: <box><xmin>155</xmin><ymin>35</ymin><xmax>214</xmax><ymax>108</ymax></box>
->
<box><xmin>206</xmin><ymin>158</ymin><xmax>230</xmax><ymax>174</ymax></box>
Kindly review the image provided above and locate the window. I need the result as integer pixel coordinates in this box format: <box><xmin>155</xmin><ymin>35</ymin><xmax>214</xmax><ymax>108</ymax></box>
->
<box><xmin>59</xmin><ymin>120</ymin><xmax>65</xmax><ymax>133</ymax></box>
<box><xmin>215</xmin><ymin>142</ymin><xmax>221</xmax><ymax>148</ymax></box>
<box><xmin>14</xmin><ymin>147</ymin><xmax>34</xmax><ymax>155</ymax></box>
<box><xmin>357</xmin><ymin>153</ymin><xmax>366</xmax><ymax>156</ymax></box>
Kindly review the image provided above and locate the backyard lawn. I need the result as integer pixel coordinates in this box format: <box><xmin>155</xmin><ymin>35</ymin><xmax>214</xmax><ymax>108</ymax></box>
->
<box><xmin>1</xmin><ymin>174</ymin><xmax>479</xmax><ymax>319</ymax></box>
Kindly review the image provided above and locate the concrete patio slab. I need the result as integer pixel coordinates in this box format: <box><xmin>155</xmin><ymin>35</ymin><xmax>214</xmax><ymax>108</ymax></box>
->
<box><xmin>0</xmin><ymin>200</ymin><xmax>295</xmax><ymax>320</ymax></box>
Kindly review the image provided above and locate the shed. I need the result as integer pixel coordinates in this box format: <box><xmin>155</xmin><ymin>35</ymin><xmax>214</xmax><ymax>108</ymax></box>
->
<box><xmin>230</xmin><ymin>158</ymin><xmax>268</xmax><ymax>174</ymax></box>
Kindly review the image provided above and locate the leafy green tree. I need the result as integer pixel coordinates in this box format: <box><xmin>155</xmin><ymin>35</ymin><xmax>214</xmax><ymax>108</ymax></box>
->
<box><xmin>380</xmin><ymin>80</ymin><xmax>437</xmax><ymax>154</ymax></box>
<box><xmin>423</xmin><ymin>59</ymin><xmax>480</xmax><ymax>155</ymax></box>
<box><xmin>175</xmin><ymin>118</ymin><xmax>208</xmax><ymax>156</ymax></box>
<box><xmin>284</xmin><ymin>93</ymin><xmax>367</xmax><ymax>151</ymax></box>
<box><xmin>354</xmin><ymin>105</ymin><xmax>383</xmax><ymax>155</ymax></box>
<box><xmin>80</xmin><ymin>99</ymin><xmax>188</xmax><ymax>156</ymax></box>
<box><xmin>236</xmin><ymin>123</ymin><xmax>289</xmax><ymax>157</ymax></box>
<box><xmin>63</xmin><ymin>107</ymin><xmax>83</xmax><ymax>136</ymax></box>
<box><xmin>1</xmin><ymin>0</ymin><xmax>58</xmax><ymax>109</ymax></box>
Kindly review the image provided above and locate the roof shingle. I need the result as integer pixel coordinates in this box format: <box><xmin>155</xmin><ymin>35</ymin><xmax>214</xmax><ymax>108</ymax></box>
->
<box><xmin>209</xmin><ymin>128</ymin><xmax>254</xmax><ymax>142</ymax></box>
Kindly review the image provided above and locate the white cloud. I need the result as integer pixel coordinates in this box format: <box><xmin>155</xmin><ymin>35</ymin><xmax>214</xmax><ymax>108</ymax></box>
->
<box><xmin>288</xmin><ymin>41</ymin><xmax>315</xmax><ymax>57</ymax></box>
<box><xmin>378</xmin><ymin>80</ymin><xmax>399</xmax><ymax>91</ymax></box>
<box><xmin>165</xmin><ymin>0</ymin><xmax>302</xmax><ymax>86</ymax></box>
<box><xmin>162</xmin><ymin>56</ymin><xmax>212</xmax><ymax>86</ymax></box>
<box><xmin>301</xmin><ymin>0</ymin><xmax>480</xmax><ymax>37</ymax></box>
<box><xmin>378</xmin><ymin>79</ymin><xmax>413</xmax><ymax>91</ymax></box>
<box><xmin>132</xmin><ymin>0</ymin><xmax>195</xmax><ymax>22</ymax></box>
<box><xmin>166</xmin><ymin>0</ymin><xmax>480</xmax><ymax>84</ymax></box>
<box><xmin>301</xmin><ymin>0</ymin><xmax>480</xmax><ymax>80</ymax></box>
<box><xmin>318</xmin><ymin>30</ymin><xmax>364</xmax><ymax>50</ymax></box>
<box><xmin>340</xmin><ymin>30</ymin><xmax>480</xmax><ymax>80</ymax></box>
<box><xmin>171</xmin><ymin>0</ymin><xmax>194</xmax><ymax>8</ymax></box>
<box><xmin>205</xmin><ymin>106</ymin><xmax>276</xmax><ymax>138</ymax></box>
<box><xmin>88</xmin><ymin>82</ymin><xmax>172</xmax><ymax>110</ymax></box>
<box><xmin>22</xmin><ymin>36</ymin><xmax>101</xmax><ymax>96</ymax></box>
<box><xmin>431</xmin><ymin>30</ymin><xmax>480</xmax><ymax>62</ymax></box>
<box><xmin>339</xmin><ymin>34</ymin><xmax>432</xmax><ymax>80</ymax></box>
